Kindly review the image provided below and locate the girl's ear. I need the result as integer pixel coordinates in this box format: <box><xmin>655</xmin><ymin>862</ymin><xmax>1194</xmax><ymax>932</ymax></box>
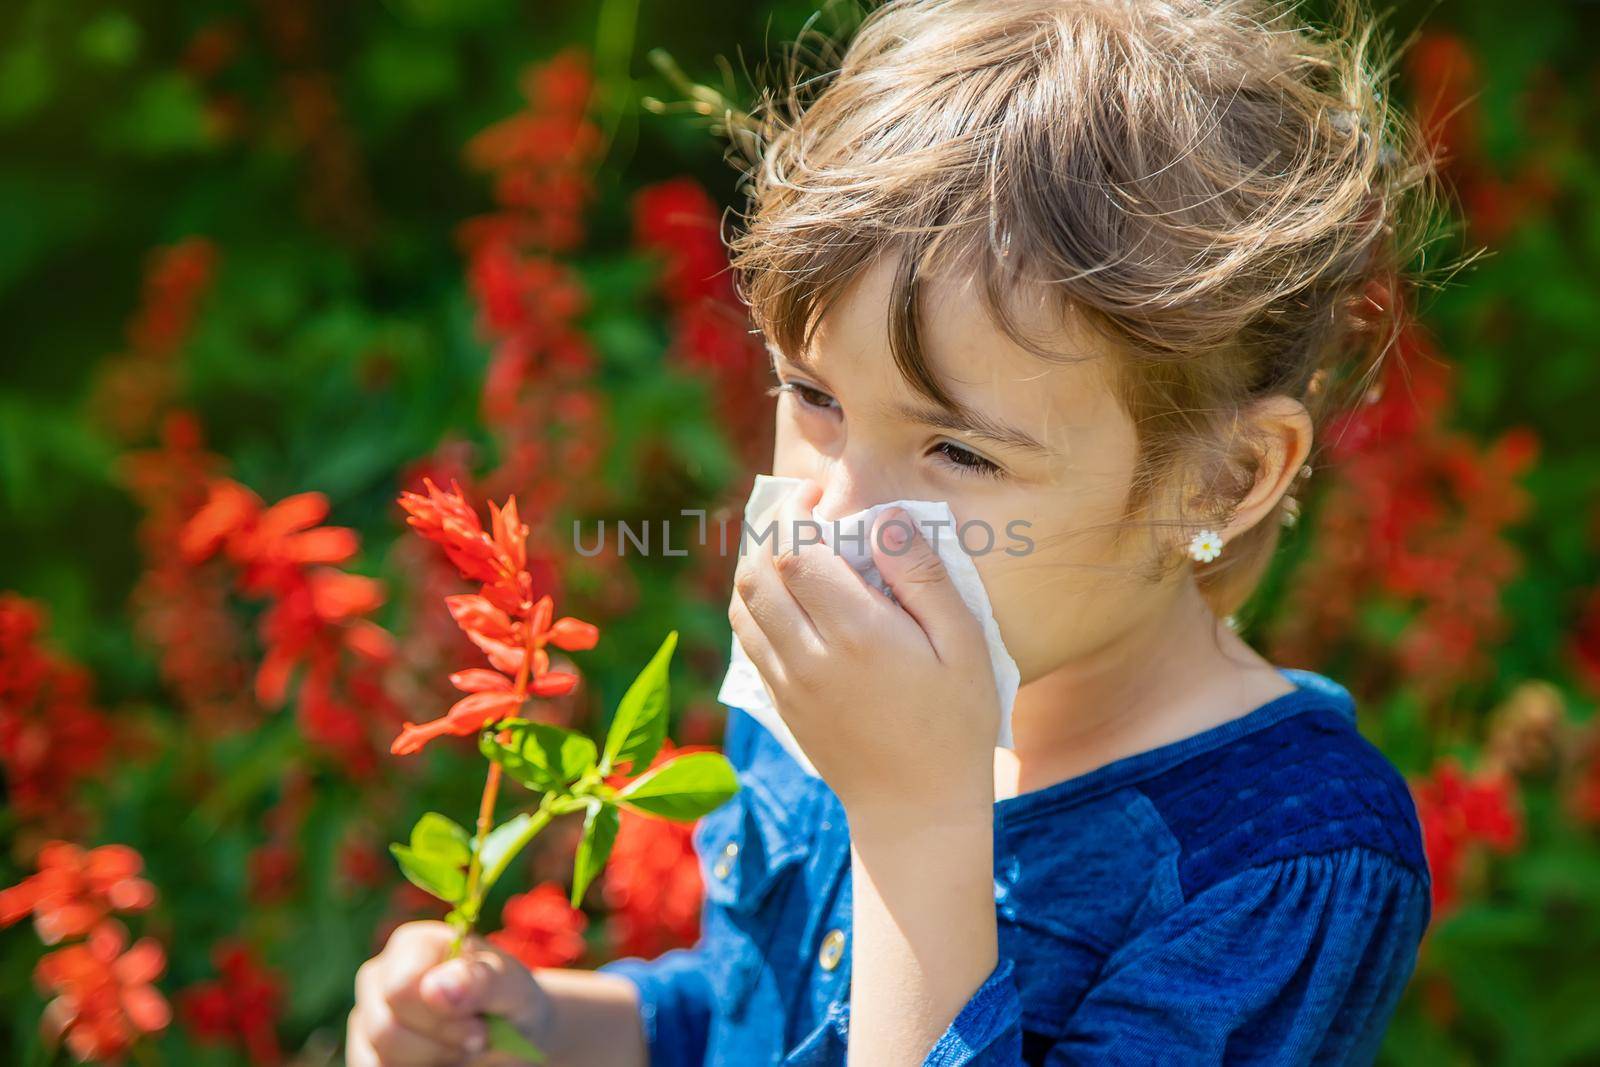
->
<box><xmin>1219</xmin><ymin>394</ymin><xmax>1314</xmax><ymax>544</ymax></box>
<box><xmin>1170</xmin><ymin>393</ymin><xmax>1312</xmax><ymax>550</ymax></box>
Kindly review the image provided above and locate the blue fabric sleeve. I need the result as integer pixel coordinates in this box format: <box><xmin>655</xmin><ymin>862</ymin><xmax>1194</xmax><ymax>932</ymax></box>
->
<box><xmin>919</xmin><ymin>848</ymin><xmax>1430</xmax><ymax>1066</ymax></box>
<box><xmin>597</xmin><ymin>947</ymin><xmax>714</xmax><ymax>1067</ymax></box>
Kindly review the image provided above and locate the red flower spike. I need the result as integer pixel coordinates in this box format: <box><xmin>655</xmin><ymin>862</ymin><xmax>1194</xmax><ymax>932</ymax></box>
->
<box><xmin>547</xmin><ymin>616</ymin><xmax>599</xmax><ymax>651</ymax></box>
<box><xmin>33</xmin><ymin>918</ymin><xmax>171</xmax><ymax>1062</ymax></box>
<box><xmin>398</xmin><ymin>478</ymin><xmax>517</xmax><ymax>586</ymax></box>
<box><xmin>179</xmin><ymin>480</ymin><xmax>262</xmax><ymax>562</ymax></box>
<box><xmin>1413</xmin><ymin>760</ymin><xmax>1523</xmax><ymax>918</ymax></box>
<box><xmin>0</xmin><ymin>594</ymin><xmax>114</xmax><ymax>828</ymax></box>
<box><xmin>177</xmin><ymin>940</ymin><xmax>284</xmax><ymax>1065</ymax></box>
<box><xmin>445</xmin><ymin>690</ymin><xmax>525</xmax><ymax>730</ymax></box>
<box><xmin>529</xmin><ymin>672</ymin><xmax>578</xmax><ymax>698</ymax></box>
<box><xmin>488</xmin><ymin>882</ymin><xmax>587</xmax><ymax>970</ymax></box>
<box><xmin>449</xmin><ymin>669</ymin><xmax>515</xmax><ymax>693</ymax></box>
<box><xmin>2</xmin><ymin>842</ymin><xmax>159</xmax><ymax>945</ymax></box>
<box><xmin>390</xmin><ymin>479</ymin><xmax>598</xmax><ymax>755</ymax></box>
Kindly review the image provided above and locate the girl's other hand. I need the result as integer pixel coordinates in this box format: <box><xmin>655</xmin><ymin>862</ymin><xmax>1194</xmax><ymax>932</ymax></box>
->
<box><xmin>730</xmin><ymin>479</ymin><xmax>1000</xmax><ymax>826</ymax></box>
<box><xmin>347</xmin><ymin>920</ymin><xmax>548</xmax><ymax>1066</ymax></box>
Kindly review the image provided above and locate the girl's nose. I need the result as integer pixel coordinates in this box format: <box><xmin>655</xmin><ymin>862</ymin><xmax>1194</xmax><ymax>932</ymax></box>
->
<box><xmin>812</xmin><ymin>463</ymin><xmax>889</xmax><ymax>522</ymax></box>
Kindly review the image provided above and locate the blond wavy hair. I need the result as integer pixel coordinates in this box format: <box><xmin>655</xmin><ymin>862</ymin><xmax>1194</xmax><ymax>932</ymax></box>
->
<box><xmin>715</xmin><ymin>0</ymin><xmax>1454</xmax><ymax>619</ymax></box>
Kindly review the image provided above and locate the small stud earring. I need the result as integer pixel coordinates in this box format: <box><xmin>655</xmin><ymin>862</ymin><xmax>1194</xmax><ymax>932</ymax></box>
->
<box><xmin>1187</xmin><ymin>528</ymin><xmax>1225</xmax><ymax>563</ymax></box>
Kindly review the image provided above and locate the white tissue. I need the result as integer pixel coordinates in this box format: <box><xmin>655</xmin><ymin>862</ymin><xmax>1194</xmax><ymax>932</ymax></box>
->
<box><xmin>717</xmin><ymin>474</ymin><xmax>1021</xmax><ymax>777</ymax></box>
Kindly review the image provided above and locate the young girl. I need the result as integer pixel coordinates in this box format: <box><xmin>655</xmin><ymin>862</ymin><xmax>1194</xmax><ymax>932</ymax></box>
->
<box><xmin>347</xmin><ymin>0</ymin><xmax>1441</xmax><ymax>1063</ymax></box>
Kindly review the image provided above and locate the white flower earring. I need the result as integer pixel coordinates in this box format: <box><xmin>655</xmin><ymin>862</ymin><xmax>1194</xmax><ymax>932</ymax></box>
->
<box><xmin>1187</xmin><ymin>528</ymin><xmax>1225</xmax><ymax>563</ymax></box>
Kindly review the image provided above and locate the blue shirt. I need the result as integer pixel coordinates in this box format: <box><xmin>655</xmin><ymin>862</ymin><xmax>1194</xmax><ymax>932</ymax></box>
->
<box><xmin>600</xmin><ymin>667</ymin><xmax>1431</xmax><ymax>1065</ymax></box>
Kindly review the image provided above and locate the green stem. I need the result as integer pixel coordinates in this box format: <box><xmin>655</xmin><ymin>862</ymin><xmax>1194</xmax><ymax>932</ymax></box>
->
<box><xmin>448</xmin><ymin>797</ymin><xmax>559</xmax><ymax>957</ymax></box>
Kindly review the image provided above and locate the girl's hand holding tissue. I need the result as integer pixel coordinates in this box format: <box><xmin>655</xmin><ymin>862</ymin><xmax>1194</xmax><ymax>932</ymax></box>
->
<box><xmin>728</xmin><ymin>478</ymin><xmax>1000</xmax><ymax>823</ymax></box>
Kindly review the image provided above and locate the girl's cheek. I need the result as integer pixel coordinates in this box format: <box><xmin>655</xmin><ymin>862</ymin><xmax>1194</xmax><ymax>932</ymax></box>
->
<box><xmin>976</xmin><ymin>518</ymin><xmax>1110</xmax><ymax>680</ymax></box>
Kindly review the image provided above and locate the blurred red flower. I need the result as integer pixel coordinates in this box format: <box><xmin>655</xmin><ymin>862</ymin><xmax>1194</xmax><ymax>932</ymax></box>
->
<box><xmin>34</xmin><ymin>919</ymin><xmax>171</xmax><ymax>1064</ymax></box>
<box><xmin>606</xmin><ymin>811</ymin><xmax>704</xmax><ymax>960</ymax></box>
<box><xmin>489</xmin><ymin>882</ymin><xmax>589</xmax><ymax>970</ymax></box>
<box><xmin>0</xmin><ymin>595</ymin><xmax>114</xmax><ymax>832</ymax></box>
<box><xmin>0</xmin><ymin>841</ymin><xmax>157</xmax><ymax>945</ymax></box>
<box><xmin>1413</xmin><ymin>760</ymin><xmax>1522</xmax><ymax>918</ymax></box>
<box><xmin>178</xmin><ymin>477</ymin><xmax>402</xmax><ymax>772</ymax></box>
<box><xmin>632</xmin><ymin>177</ymin><xmax>772</xmax><ymax>467</ymax></box>
<box><xmin>178</xmin><ymin>940</ymin><xmax>285</xmax><ymax>1065</ymax></box>
<box><xmin>1271</xmin><ymin>318</ymin><xmax>1537</xmax><ymax>705</ymax></box>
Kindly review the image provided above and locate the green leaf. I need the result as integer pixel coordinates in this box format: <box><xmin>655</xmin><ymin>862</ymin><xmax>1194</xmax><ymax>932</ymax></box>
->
<box><xmin>474</xmin><ymin>811</ymin><xmax>555</xmax><ymax>897</ymax></box>
<box><xmin>571</xmin><ymin>800</ymin><xmax>619</xmax><ymax>906</ymax></box>
<box><xmin>484</xmin><ymin>720</ymin><xmax>597</xmax><ymax>793</ymax></box>
<box><xmin>485</xmin><ymin>1012</ymin><xmax>545</xmax><ymax>1062</ymax></box>
<box><xmin>616</xmin><ymin>752</ymin><xmax>739</xmax><ymax>821</ymax></box>
<box><xmin>389</xmin><ymin>844</ymin><xmax>466</xmax><ymax>904</ymax></box>
<box><xmin>411</xmin><ymin>812</ymin><xmax>472</xmax><ymax>867</ymax></box>
<box><xmin>602</xmin><ymin>631</ymin><xmax>677</xmax><ymax>773</ymax></box>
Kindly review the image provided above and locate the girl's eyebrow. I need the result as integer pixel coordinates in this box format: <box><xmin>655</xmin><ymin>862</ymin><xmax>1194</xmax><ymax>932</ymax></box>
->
<box><xmin>886</xmin><ymin>399</ymin><xmax>1052</xmax><ymax>456</ymax></box>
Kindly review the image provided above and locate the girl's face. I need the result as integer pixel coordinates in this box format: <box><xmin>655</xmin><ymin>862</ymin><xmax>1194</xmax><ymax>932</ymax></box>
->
<box><xmin>768</xmin><ymin>254</ymin><xmax>1185</xmax><ymax>685</ymax></box>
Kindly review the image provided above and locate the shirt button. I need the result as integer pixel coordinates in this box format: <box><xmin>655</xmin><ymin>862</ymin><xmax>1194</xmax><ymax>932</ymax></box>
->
<box><xmin>818</xmin><ymin>928</ymin><xmax>846</xmax><ymax>971</ymax></box>
<box><xmin>712</xmin><ymin>840</ymin><xmax>738</xmax><ymax>880</ymax></box>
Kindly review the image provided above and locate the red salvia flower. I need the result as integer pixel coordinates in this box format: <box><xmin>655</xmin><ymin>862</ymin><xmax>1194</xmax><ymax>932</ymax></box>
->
<box><xmin>1406</xmin><ymin>33</ymin><xmax>1560</xmax><ymax>245</ymax></box>
<box><xmin>0</xmin><ymin>595</ymin><xmax>114</xmax><ymax>831</ymax></box>
<box><xmin>631</xmin><ymin>177</ymin><xmax>772</xmax><ymax>468</ymax></box>
<box><xmin>88</xmin><ymin>238</ymin><xmax>218</xmax><ymax>445</ymax></box>
<box><xmin>605</xmin><ymin>812</ymin><xmax>703</xmax><ymax>959</ymax></box>
<box><xmin>177</xmin><ymin>940</ymin><xmax>285</xmax><ymax>1066</ymax></box>
<box><xmin>174</xmin><ymin>476</ymin><xmax>403</xmax><ymax>770</ymax></box>
<box><xmin>391</xmin><ymin>479</ymin><xmax>598</xmax><ymax>756</ymax></box>
<box><xmin>1269</xmin><ymin>315</ymin><xmax>1537</xmax><ymax>706</ymax></box>
<box><xmin>34</xmin><ymin>918</ymin><xmax>171</xmax><ymax>1064</ymax></box>
<box><xmin>1412</xmin><ymin>759</ymin><xmax>1522</xmax><ymax>918</ymax></box>
<box><xmin>0</xmin><ymin>841</ymin><xmax>157</xmax><ymax>945</ymax></box>
<box><xmin>118</xmin><ymin>412</ymin><xmax>256</xmax><ymax>737</ymax></box>
<box><xmin>488</xmin><ymin>882</ymin><xmax>589</xmax><ymax>970</ymax></box>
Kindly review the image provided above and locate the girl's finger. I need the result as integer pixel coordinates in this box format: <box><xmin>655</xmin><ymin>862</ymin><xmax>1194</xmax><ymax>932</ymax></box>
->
<box><xmin>776</xmin><ymin>539</ymin><xmax>893</xmax><ymax>648</ymax></box>
<box><xmin>734</xmin><ymin>505</ymin><xmax>825</xmax><ymax>660</ymax></box>
<box><xmin>764</xmin><ymin>480</ymin><xmax>883</xmax><ymax>640</ymax></box>
<box><xmin>729</xmin><ymin>588</ymin><xmax>786</xmax><ymax>695</ymax></box>
<box><xmin>869</xmin><ymin>508</ymin><xmax>984</xmax><ymax>659</ymax></box>
<box><xmin>772</xmin><ymin>478</ymin><xmax>826</xmax><ymax>561</ymax></box>
<box><xmin>357</xmin><ymin>952</ymin><xmax>485</xmax><ymax>1050</ymax></box>
<box><xmin>359</xmin><ymin>994</ymin><xmax>466</xmax><ymax>1066</ymax></box>
<box><xmin>418</xmin><ymin>940</ymin><xmax>538</xmax><ymax>1033</ymax></box>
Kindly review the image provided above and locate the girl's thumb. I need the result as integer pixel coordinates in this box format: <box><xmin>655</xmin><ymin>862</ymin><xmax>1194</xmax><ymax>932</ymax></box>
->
<box><xmin>418</xmin><ymin>949</ymin><xmax>527</xmax><ymax>1019</ymax></box>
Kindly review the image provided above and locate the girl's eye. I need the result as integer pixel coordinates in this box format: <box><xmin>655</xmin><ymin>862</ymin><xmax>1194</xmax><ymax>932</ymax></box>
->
<box><xmin>931</xmin><ymin>440</ymin><xmax>1004</xmax><ymax>479</ymax></box>
<box><xmin>767</xmin><ymin>380</ymin><xmax>839</xmax><ymax>412</ymax></box>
